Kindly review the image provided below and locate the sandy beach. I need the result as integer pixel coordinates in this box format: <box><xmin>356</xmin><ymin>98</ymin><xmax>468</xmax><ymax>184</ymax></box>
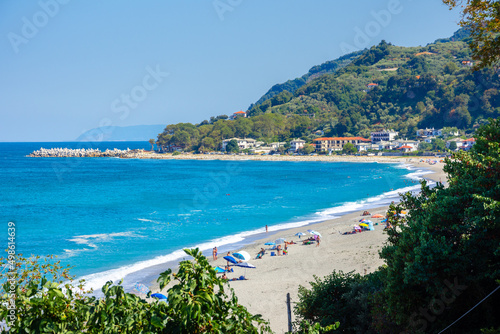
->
<box><xmin>147</xmin><ymin>159</ymin><xmax>446</xmax><ymax>333</ymax></box>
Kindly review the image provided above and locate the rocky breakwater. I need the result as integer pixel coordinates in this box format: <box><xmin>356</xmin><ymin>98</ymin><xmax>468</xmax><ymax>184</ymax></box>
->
<box><xmin>28</xmin><ymin>147</ymin><xmax>133</xmax><ymax>158</ymax></box>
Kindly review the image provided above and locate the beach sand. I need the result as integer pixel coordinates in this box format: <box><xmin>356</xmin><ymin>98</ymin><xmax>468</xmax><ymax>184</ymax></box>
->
<box><xmin>147</xmin><ymin>160</ymin><xmax>446</xmax><ymax>333</ymax></box>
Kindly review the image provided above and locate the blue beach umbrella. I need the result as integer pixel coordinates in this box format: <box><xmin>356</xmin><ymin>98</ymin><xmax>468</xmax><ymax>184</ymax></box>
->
<box><xmin>236</xmin><ymin>262</ymin><xmax>256</xmax><ymax>277</ymax></box>
<box><xmin>133</xmin><ymin>283</ymin><xmax>150</xmax><ymax>295</ymax></box>
<box><xmin>223</xmin><ymin>255</ymin><xmax>238</xmax><ymax>264</ymax></box>
<box><xmin>275</xmin><ymin>238</ymin><xmax>286</xmax><ymax>244</ymax></box>
<box><xmin>151</xmin><ymin>293</ymin><xmax>168</xmax><ymax>300</ymax></box>
<box><xmin>295</xmin><ymin>232</ymin><xmax>306</xmax><ymax>239</ymax></box>
<box><xmin>214</xmin><ymin>266</ymin><xmax>226</xmax><ymax>273</ymax></box>
<box><xmin>233</xmin><ymin>251</ymin><xmax>251</xmax><ymax>262</ymax></box>
<box><xmin>264</xmin><ymin>242</ymin><xmax>275</xmax><ymax>246</ymax></box>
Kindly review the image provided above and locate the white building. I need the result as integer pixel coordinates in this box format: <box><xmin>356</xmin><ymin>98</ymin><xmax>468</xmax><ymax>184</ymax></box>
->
<box><xmin>446</xmin><ymin>138</ymin><xmax>475</xmax><ymax>151</ymax></box>
<box><xmin>355</xmin><ymin>143</ymin><xmax>372</xmax><ymax>152</ymax></box>
<box><xmin>269</xmin><ymin>142</ymin><xmax>286</xmax><ymax>150</ymax></box>
<box><xmin>221</xmin><ymin>138</ymin><xmax>256</xmax><ymax>151</ymax></box>
<box><xmin>394</xmin><ymin>139</ymin><xmax>419</xmax><ymax>152</ymax></box>
<box><xmin>371</xmin><ymin>129</ymin><xmax>399</xmax><ymax>143</ymax></box>
<box><xmin>416</xmin><ymin>128</ymin><xmax>442</xmax><ymax>137</ymax></box>
<box><xmin>290</xmin><ymin>138</ymin><xmax>306</xmax><ymax>152</ymax></box>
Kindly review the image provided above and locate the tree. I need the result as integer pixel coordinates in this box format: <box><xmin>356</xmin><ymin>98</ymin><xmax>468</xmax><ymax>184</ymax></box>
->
<box><xmin>377</xmin><ymin>118</ymin><xmax>500</xmax><ymax>332</ymax></box>
<box><xmin>342</xmin><ymin>142</ymin><xmax>357</xmax><ymax>154</ymax></box>
<box><xmin>443</xmin><ymin>0</ymin><xmax>500</xmax><ymax>68</ymax></box>
<box><xmin>149</xmin><ymin>138</ymin><xmax>155</xmax><ymax>151</ymax></box>
<box><xmin>431</xmin><ymin>137</ymin><xmax>446</xmax><ymax>151</ymax></box>
<box><xmin>300</xmin><ymin>144</ymin><xmax>316</xmax><ymax>155</ymax></box>
<box><xmin>225</xmin><ymin>139</ymin><xmax>239</xmax><ymax>153</ymax></box>
<box><xmin>448</xmin><ymin>140</ymin><xmax>458</xmax><ymax>151</ymax></box>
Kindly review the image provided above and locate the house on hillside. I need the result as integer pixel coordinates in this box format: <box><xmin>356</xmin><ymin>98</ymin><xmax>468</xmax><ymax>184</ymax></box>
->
<box><xmin>230</xmin><ymin>111</ymin><xmax>247</xmax><ymax>120</ymax></box>
<box><xmin>416</xmin><ymin>128</ymin><xmax>442</xmax><ymax>138</ymax></box>
<box><xmin>313</xmin><ymin>137</ymin><xmax>370</xmax><ymax>152</ymax></box>
<box><xmin>366</xmin><ymin>83</ymin><xmax>378</xmax><ymax>90</ymax></box>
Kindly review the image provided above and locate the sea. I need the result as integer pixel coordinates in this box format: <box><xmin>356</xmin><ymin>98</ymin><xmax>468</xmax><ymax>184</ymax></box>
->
<box><xmin>0</xmin><ymin>141</ymin><xmax>432</xmax><ymax>294</ymax></box>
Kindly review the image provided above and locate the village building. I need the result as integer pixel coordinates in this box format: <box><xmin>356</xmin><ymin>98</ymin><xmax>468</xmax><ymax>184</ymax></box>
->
<box><xmin>290</xmin><ymin>139</ymin><xmax>306</xmax><ymax>152</ymax></box>
<box><xmin>370</xmin><ymin>129</ymin><xmax>399</xmax><ymax>143</ymax></box>
<box><xmin>221</xmin><ymin>138</ymin><xmax>256</xmax><ymax>151</ymax></box>
<box><xmin>313</xmin><ymin>137</ymin><xmax>370</xmax><ymax>152</ymax></box>
<box><xmin>416</xmin><ymin>128</ymin><xmax>442</xmax><ymax>137</ymax></box>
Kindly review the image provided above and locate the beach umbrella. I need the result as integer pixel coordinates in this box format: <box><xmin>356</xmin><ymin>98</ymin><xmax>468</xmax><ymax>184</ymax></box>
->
<box><xmin>264</xmin><ymin>242</ymin><xmax>275</xmax><ymax>246</ymax></box>
<box><xmin>368</xmin><ymin>221</ymin><xmax>375</xmax><ymax>231</ymax></box>
<box><xmin>151</xmin><ymin>293</ymin><xmax>168</xmax><ymax>300</ymax></box>
<box><xmin>233</xmin><ymin>251</ymin><xmax>251</xmax><ymax>262</ymax></box>
<box><xmin>295</xmin><ymin>232</ymin><xmax>306</xmax><ymax>238</ymax></box>
<box><xmin>309</xmin><ymin>230</ymin><xmax>322</xmax><ymax>237</ymax></box>
<box><xmin>359</xmin><ymin>218</ymin><xmax>366</xmax><ymax>222</ymax></box>
<box><xmin>214</xmin><ymin>266</ymin><xmax>225</xmax><ymax>273</ymax></box>
<box><xmin>236</xmin><ymin>262</ymin><xmax>256</xmax><ymax>277</ymax></box>
<box><xmin>371</xmin><ymin>214</ymin><xmax>384</xmax><ymax>218</ymax></box>
<box><xmin>275</xmin><ymin>238</ymin><xmax>286</xmax><ymax>244</ymax></box>
<box><xmin>359</xmin><ymin>223</ymin><xmax>368</xmax><ymax>227</ymax></box>
<box><xmin>133</xmin><ymin>283</ymin><xmax>150</xmax><ymax>295</ymax></box>
<box><xmin>223</xmin><ymin>255</ymin><xmax>238</xmax><ymax>264</ymax></box>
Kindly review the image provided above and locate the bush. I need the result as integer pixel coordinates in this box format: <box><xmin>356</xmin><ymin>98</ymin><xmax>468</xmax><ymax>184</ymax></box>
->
<box><xmin>0</xmin><ymin>249</ymin><xmax>271</xmax><ymax>333</ymax></box>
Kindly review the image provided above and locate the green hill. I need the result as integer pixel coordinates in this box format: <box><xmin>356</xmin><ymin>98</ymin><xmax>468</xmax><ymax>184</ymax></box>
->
<box><xmin>157</xmin><ymin>28</ymin><xmax>500</xmax><ymax>151</ymax></box>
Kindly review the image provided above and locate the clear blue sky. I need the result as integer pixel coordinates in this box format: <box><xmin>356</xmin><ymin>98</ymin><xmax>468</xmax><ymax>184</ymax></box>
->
<box><xmin>0</xmin><ymin>0</ymin><xmax>462</xmax><ymax>142</ymax></box>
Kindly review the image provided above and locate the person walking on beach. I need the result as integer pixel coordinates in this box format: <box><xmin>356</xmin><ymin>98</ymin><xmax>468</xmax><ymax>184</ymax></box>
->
<box><xmin>212</xmin><ymin>247</ymin><xmax>216</xmax><ymax>260</ymax></box>
<box><xmin>277</xmin><ymin>244</ymin><xmax>282</xmax><ymax>256</ymax></box>
<box><xmin>265</xmin><ymin>225</ymin><xmax>268</xmax><ymax>233</ymax></box>
<box><xmin>316</xmin><ymin>236</ymin><xmax>321</xmax><ymax>247</ymax></box>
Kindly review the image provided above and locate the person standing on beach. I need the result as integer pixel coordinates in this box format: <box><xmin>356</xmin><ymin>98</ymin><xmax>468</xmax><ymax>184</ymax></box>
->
<box><xmin>265</xmin><ymin>225</ymin><xmax>268</xmax><ymax>233</ymax></box>
<box><xmin>212</xmin><ymin>247</ymin><xmax>216</xmax><ymax>260</ymax></box>
<box><xmin>316</xmin><ymin>236</ymin><xmax>320</xmax><ymax>247</ymax></box>
<box><xmin>214</xmin><ymin>246</ymin><xmax>218</xmax><ymax>260</ymax></box>
<box><xmin>277</xmin><ymin>244</ymin><xmax>282</xmax><ymax>256</ymax></box>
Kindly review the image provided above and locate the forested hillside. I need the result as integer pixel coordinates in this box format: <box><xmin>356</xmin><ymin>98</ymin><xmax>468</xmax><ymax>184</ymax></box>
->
<box><xmin>157</xmin><ymin>29</ymin><xmax>500</xmax><ymax>152</ymax></box>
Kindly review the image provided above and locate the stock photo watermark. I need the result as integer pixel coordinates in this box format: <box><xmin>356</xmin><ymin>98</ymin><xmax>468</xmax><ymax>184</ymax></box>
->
<box><xmin>339</xmin><ymin>0</ymin><xmax>405</xmax><ymax>55</ymax></box>
<box><xmin>404</xmin><ymin>277</ymin><xmax>468</xmax><ymax>333</ymax></box>
<box><xmin>213</xmin><ymin>0</ymin><xmax>243</xmax><ymax>21</ymax></box>
<box><xmin>7</xmin><ymin>0</ymin><xmax>71</xmax><ymax>54</ymax></box>
<box><xmin>5</xmin><ymin>222</ymin><xmax>17</xmax><ymax>328</ymax></box>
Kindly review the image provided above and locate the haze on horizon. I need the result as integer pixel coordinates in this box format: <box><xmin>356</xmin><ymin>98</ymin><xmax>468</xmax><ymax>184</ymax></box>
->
<box><xmin>0</xmin><ymin>1</ymin><xmax>461</xmax><ymax>142</ymax></box>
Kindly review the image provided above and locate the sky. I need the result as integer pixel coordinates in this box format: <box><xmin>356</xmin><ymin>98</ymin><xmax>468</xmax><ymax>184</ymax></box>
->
<box><xmin>0</xmin><ymin>0</ymin><xmax>462</xmax><ymax>142</ymax></box>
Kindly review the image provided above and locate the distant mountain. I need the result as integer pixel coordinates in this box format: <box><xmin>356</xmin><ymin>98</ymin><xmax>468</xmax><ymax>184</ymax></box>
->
<box><xmin>76</xmin><ymin>125</ymin><xmax>165</xmax><ymax>142</ymax></box>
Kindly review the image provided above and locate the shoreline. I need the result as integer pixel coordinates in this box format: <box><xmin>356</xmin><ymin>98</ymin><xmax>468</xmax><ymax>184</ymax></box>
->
<box><xmin>140</xmin><ymin>160</ymin><xmax>445</xmax><ymax>333</ymax></box>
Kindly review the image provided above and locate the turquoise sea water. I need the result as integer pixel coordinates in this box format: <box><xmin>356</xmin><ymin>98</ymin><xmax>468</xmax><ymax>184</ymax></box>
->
<box><xmin>0</xmin><ymin>142</ymin><xmax>430</xmax><ymax>292</ymax></box>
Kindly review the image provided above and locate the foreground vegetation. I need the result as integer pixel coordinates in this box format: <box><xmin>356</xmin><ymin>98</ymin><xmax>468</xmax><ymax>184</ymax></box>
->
<box><xmin>1</xmin><ymin>249</ymin><xmax>272</xmax><ymax>333</ymax></box>
<box><xmin>294</xmin><ymin>119</ymin><xmax>500</xmax><ymax>333</ymax></box>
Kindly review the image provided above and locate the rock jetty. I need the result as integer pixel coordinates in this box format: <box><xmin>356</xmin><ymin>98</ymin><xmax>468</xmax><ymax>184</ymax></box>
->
<box><xmin>28</xmin><ymin>147</ymin><xmax>133</xmax><ymax>158</ymax></box>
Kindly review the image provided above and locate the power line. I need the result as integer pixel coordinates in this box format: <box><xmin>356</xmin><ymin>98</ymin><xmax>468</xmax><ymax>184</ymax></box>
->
<box><xmin>438</xmin><ymin>285</ymin><xmax>500</xmax><ymax>334</ymax></box>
